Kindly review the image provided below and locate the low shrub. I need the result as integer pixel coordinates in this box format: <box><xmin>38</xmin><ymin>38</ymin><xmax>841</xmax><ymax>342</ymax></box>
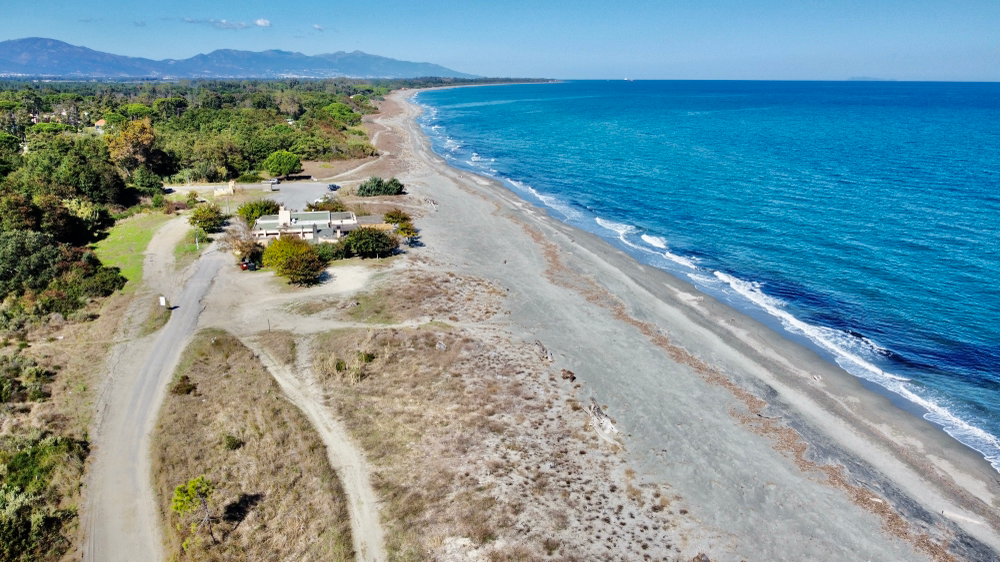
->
<box><xmin>188</xmin><ymin>203</ymin><xmax>226</xmax><ymax>233</ymax></box>
<box><xmin>315</xmin><ymin>240</ymin><xmax>350</xmax><ymax>262</ymax></box>
<box><xmin>235</xmin><ymin>171</ymin><xmax>263</xmax><ymax>183</ymax></box>
<box><xmin>0</xmin><ymin>433</ymin><xmax>88</xmax><ymax>560</ymax></box>
<box><xmin>356</xmin><ymin>176</ymin><xmax>404</xmax><ymax>197</ymax></box>
<box><xmin>306</xmin><ymin>197</ymin><xmax>347</xmax><ymax>213</ymax></box>
<box><xmin>237</xmin><ymin>199</ymin><xmax>280</xmax><ymax>225</ymax></box>
<box><xmin>222</xmin><ymin>434</ymin><xmax>243</xmax><ymax>451</ymax></box>
<box><xmin>345</xmin><ymin>227</ymin><xmax>399</xmax><ymax>258</ymax></box>
<box><xmin>383</xmin><ymin>208</ymin><xmax>411</xmax><ymax>224</ymax></box>
<box><xmin>170</xmin><ymin>375</ymin><xmax>196</xmax><ymax>395</ymax></box>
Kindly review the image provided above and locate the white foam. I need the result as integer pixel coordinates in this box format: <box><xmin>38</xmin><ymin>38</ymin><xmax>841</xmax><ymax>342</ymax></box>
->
<box><xmin>507</xmin><ymin>180</ymin><xmax>582</xmax><ymax>220</ymax></box>
<box><xmin>711</xmin><ymin>270</ymin><xmax>1000</xmax><ymax>471</ymax></box>
<box><xmin>642</xmin><ymin>234</ymin><xmax>668</xmax><ymax>249</ymax></box>
<box><xmin>596</xmin><ymin>217</ymin><xmax>637</xmax><ymax>236</ymax></box>
<box><xmin>595</xmin><ymin>220</ymin><xmax>698</xmax><ymax>270</ymax></box>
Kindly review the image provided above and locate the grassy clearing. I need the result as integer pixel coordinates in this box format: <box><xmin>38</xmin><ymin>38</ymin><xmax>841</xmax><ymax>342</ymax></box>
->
<box><xmin>93</xmin><ymin>212</ymin><xmax>171</xmax><ymax>292</ymax></box>
<box><xmin>174</xmin><ymin>228</ymin><xmax>212</xmax><ymax>272</ymax></box>
<box><xmin>152</xmin><ymin>330</ymin><xmax>353</xmax><ymax>561</ymax></box>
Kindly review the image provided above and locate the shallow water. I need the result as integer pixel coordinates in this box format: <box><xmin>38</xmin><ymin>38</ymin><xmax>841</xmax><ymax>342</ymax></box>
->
<box><xmin>415</xmin><ymin>80</ymin><xmax>1000</xmax><ymax>471</ymax></box>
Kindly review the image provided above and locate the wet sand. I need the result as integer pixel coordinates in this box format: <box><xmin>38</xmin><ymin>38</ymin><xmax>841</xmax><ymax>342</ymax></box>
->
<box><xmin>381</xmin><ymin>89</ymin><xmax>1000</xmax><ymax>561</ymax></box>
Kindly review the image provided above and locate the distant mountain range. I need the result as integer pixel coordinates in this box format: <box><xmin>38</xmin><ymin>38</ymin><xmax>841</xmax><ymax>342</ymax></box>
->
<box><xmin>0</xmin><ymin>38</ymin><xmax>478</xmax><ymax>79</ymax></box>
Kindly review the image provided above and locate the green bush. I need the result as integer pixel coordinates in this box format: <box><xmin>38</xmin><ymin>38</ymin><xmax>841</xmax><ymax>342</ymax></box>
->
<box><xmin>132</xmin><ymin>166</ymin><xmax>163</xmax><ymax>193</ymax></box>
<box><xmin>356</xmin><ymin>176</ymin><xmax>404</xmax><ymax>197</ymax></box>
<box><xmin>305</xmin><ymin>197</ymin><xmax>347</xmax><ymax>212</ymax></box>
<box><xmin>235</xmin><ymin>171</ymin><xmax>263</xmax><ymax>183</ymax></box>
<box><xmin>0</xmin><ymin>231</ymin><xmax>64</xmax><ymax>301</ymax></box>
<box><xmin>237</xmin><ymin>199</ymin><xmax>280</xmax><ymax>226</ymax></box>
<box><xmin>0</xmin><ymin>433</ymin><xmax>87</xmax><ymax>561</ymax></box>
<box><xmin>282</xmin><ymin>251</ymin><xmax>326</xmax><ymax>285</ymax></box>
<box><xmin>322</xmin><ymin>103</ymin><xmax>362</xmax><ymax>126</ymax></box>
<box><xmin>315</xmin><ymin>240</ymin><xmax>350</xmax><ymax>262</ymax></box>
<box><xmin>263</xmin><ymin>236</ymin><xmax>326</xmax><ymax>285</ymax></box>
<box><xmin>345</xmin><ymin>227</ymin><xmax>399</xmax><ymax>258</ymax></box>
<box><xmin>188</xmin><ymin>203</ymin><xmax>226</xmax><ymax>233</ymax></box>
<box><xmin>261</xmin><ymin>150</ymin><xmax>302</xmax><ymax>178</ymax></box>
<box><xmin>383</xmin><ymin>208</ymin><xmax>411</xmax><ymax>224</ymax></box>
<box><xmin>222</xmin><ymin>434</ymin><xmax>243</xmax><ymax>451</ymax></box>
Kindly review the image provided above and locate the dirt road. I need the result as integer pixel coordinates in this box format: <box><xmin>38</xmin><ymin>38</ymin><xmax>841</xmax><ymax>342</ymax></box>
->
<box><xmin>81</xmin><ymin>247</ymin><xmax>227</xmax><ymax>562</ymax></box>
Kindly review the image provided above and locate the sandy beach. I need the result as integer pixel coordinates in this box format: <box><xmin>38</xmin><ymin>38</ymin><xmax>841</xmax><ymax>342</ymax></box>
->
<box><xmin>369</xmin><ymin>89</ymin><xmax>1000</xmax><ymax>560</ymax></box>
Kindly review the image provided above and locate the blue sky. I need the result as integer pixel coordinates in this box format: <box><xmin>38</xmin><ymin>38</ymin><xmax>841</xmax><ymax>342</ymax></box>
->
<box><xmin>2</xmin><ymin>0</ymin><xmax>998</xmax><ymax>80</ymax></box>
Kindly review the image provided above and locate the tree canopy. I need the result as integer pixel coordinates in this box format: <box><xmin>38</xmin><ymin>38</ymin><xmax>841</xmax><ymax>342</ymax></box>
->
<box><xmin>237</xmin><ymin>199</ymin><xmax>280</xmax><ymax>225</ymax></box>
<box><xmin>188</xmin><ymin>202</ymin><xmax>226</xmax><ymax>232</ymax></box>
<box><xmin>345</xmin><ymin>227</ymin><xmax>399</xmax><ymax>258</ymax></box>
<box><xmin>261</xmin><ymin>150</ymin><xmax>302</xmax><ymax>178</ymax></box>
<box><xmin>262</xmin><ymin>235</ymin><xmax>327</xmax><ymax>285</ymax></box>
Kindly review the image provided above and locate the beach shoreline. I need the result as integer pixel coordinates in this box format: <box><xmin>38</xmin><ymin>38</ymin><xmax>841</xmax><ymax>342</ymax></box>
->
<box><xmin>385</xmin><ymin>88</ymin><xmax>1000</xmax><ymax>560</ymax></box>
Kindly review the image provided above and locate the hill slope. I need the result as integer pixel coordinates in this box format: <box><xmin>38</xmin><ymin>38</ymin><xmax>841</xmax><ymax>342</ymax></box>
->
<box><xmin>0</xmin><ymin>38</ymin><xmax>477</xmax><ymax>79</ymax></box>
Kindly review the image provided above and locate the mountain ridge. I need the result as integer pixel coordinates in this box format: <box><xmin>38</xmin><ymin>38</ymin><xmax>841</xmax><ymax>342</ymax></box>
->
<box><xmin>0</xmin><ymin>37</ymin><xmax>477</xmax><ymax>79</ymax></box>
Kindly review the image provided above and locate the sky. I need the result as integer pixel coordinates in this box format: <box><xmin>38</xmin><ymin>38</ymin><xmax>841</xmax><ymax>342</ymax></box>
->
<box><xmin>2</xmin><ymin>0</ymin><xmax>998</xmax><ymax>81</ymax></box>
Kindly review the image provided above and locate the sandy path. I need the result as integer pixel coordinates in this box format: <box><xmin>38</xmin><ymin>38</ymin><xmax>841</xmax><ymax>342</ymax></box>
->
<box><xmin>141</xmin><ymin>215</ymin><xmax>193</xmax><ymax>298</ymax></box>
<box><xmin>376</xmin><ymin>91</ymin><xmax>1000</xmax><ymax>560</ymax></box>
<box><xmin>81</xmin><ymin>233</ymin><xmax>227</xmax><ymax>562</ymax></box>
<box><xmin>243</xmin><ymin>337</ymin><xmax>387</xmax><ymax>562</ymax></box>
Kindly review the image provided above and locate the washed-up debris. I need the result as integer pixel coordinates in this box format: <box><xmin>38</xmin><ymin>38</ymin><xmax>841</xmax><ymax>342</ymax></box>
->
<box><xmin>534</xmin><ymin>340</ymin><xmax>554</xmax><ymax>362</ymax></box>
<box><xmin>588</xmin><ymin>398</ymin><xmax>620</xmax><ymax>447</ymax></box>
<box><xmin>561</xmin><ymin>369</ymin><xmax>576</xmax><ymax>382</ymax></box>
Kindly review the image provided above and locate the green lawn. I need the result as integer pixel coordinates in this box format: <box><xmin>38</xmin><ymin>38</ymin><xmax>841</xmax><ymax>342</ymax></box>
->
<box><xmin>173</xmin><ymin>227</ymin><xmax>211</xmax><ymax>272</ymax></box>
<box><xmin>93</xmin><ymin>212</ymin><xmax>171</xmax><ymax>293</ymax></box>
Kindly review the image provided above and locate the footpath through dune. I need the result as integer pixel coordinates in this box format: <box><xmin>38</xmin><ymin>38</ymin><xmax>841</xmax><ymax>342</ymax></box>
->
<box><xmin>244</xmin><ymin>337</ymin><xmax>387</xmax><ymax>562</ymax></box>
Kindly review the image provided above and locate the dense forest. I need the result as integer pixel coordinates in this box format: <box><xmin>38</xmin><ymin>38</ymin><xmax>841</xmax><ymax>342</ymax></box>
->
<box><xmin>1</xmin><ymin>77</ymin><xmax>540</xmax><ymax>332</ymax></box>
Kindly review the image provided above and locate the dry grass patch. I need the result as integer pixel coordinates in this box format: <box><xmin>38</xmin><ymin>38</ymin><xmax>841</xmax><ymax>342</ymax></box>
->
<box><xmin>312</xmin><ymin>325</ymin><xmax>687</xmax><ymax>561</ymax></box>
<box><xmin>338</xmin><ymin>270</ymin><xmax>505</xmax><ymax>325</ymax></box>
<box><xmin>152</xmin><ymin>330</ymin><xmax>353</xmax><ymax>561</ymax></box>
<box><xmin>256</xmin><ymin>330</ymin><xmax>297</xmax><ymax>366</ymax></box>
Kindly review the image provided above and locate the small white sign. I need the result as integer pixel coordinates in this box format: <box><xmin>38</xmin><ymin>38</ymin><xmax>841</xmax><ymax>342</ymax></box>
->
<box><xmin>159</xmin><ymin>296</ymin><xmax>166</xmax><ymax>307</ymax></box>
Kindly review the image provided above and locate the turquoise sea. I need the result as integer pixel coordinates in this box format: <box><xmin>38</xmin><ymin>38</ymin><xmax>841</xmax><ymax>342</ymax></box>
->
<box><xmin>415</xmin><ymin>81</ymin><xmax>1000</xmax><ymax>471</ymax></box>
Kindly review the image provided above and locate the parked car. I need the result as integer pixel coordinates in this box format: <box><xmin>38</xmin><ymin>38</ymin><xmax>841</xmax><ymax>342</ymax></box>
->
<box><xmin>328</xmin><ymin>183</ymin><xmax>340</xmax><ymax>191</ymax></box>
<box><xmin>261</xmin><ymin>178</ymin><xmax>280</xmax><ymax>185</ymax></box>
<box><xmin>239</xmin><ymin>260</ymin><xmax>257</xmax><ymax>271</ymax></box>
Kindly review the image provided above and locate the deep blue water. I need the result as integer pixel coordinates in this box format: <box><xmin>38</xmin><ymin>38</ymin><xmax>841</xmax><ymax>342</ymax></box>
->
<box><xmin>415</xmin><ymin>81</ymin><xmax>1000</xmax><ymax>471</ymax></box>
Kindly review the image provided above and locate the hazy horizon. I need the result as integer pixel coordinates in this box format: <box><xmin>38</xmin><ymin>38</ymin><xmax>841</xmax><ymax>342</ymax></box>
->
<box><xmin>3</xmin><ymin>0</ymin><xmax>999</xmax><ymax>81</ymax></box>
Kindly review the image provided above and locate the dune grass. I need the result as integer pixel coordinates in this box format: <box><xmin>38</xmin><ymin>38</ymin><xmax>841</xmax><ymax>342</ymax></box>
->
<box><xmin>93</xmin><ymin>212</ymin><xmax>171</xmax><ymax>293</ymax></box>
<box><xmin>152</xmin><ymin>330</ymin><xmax>354</xmax><ymax>561</ymax></box>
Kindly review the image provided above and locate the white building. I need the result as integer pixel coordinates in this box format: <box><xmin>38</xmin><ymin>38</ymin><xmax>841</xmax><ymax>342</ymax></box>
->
<box><xmin>252</xmin><ymin>208</ymin><xmax>361</xmax><ymax>242</ymax></box>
